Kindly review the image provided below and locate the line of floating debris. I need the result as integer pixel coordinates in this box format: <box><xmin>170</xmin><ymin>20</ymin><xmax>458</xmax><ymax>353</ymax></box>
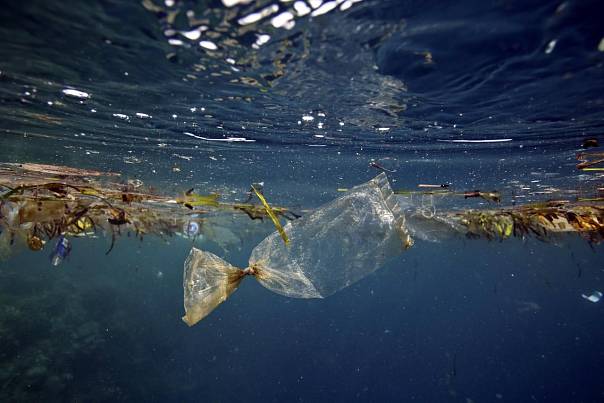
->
<box><xmin>0</xmin><ymin>163</ymin><xmax>602</xmax><ymax>325</ymax></box>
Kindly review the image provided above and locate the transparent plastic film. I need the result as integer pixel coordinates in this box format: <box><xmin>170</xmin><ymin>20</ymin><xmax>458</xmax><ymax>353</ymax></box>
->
<box><xmin>250</xmin><ymin>172</ymin><xmax>411</xmax><ymax>298</ymax></box>
<box><xmin>182</xmin><ymin>173</ymin><xmax>413</xmax><ymax>325</ymax></box>
<box><xmin>182</xmin><ymin>248</ymin><xmax>245</xmax><ymax>326</ymax></box>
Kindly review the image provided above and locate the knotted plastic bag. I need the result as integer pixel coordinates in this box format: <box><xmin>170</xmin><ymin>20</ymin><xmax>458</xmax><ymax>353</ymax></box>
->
<box><xmin>182</xmin><ymin>248</ymin><xmax>246</xmax><ymax>326</ymax></box>
<box><xmin>182</xmin><ymin>173</ymin><xmax>413</xmax><ymax>326</ymax></box>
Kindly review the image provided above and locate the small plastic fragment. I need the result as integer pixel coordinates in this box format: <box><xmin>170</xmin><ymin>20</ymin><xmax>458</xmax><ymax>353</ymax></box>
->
<box><xmin>50</xmin><ymin>235</ymin><xmax>71</xmax><ymax>266</ymax></box>
<box><xmin>183</xmin><ymin>216</ymin><xmax>201</xmax><ymax>238</ymax></box>
<box><xmin>582</xmin><ymin>291</ymin><xmax>603</xmax><ymax>303</ymax></box>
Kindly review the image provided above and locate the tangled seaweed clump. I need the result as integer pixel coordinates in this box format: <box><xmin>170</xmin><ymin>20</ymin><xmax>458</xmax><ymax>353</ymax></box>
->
<box><xmin>451</xmin><ymin>204</ymin><xmax>604</xmax><ymax>244</ymax></box>
<box><xmin>3</xmin><ymin>162</ymin><xmax>603</xmax><ymax>265</ymax></box>
<box><xmin>0</xmin><ymin>163</ymin><xmax>297</xmax><ymax>262</ymax></box>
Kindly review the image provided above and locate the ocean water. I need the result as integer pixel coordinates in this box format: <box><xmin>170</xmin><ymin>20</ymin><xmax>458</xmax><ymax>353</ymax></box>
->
<box><xmin>0</xmin><ymin>0</ymin><xmax>603</xmax><ymax>401</ymax></box>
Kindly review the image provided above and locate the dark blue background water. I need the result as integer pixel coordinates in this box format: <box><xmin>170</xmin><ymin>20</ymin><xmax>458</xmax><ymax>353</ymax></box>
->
<box><xmin>0</xmin><ymin>0</ymin><xmax>603</xmax><ymax>401</ymax></box>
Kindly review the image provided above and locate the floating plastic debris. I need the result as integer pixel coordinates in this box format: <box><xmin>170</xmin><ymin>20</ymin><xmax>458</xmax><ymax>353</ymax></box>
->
<box><xmin>582</xmin><ymin>291</ymin><xmax>602</xmax><ymax>303</ymax></box>
<box><xmin>182</xmin><ymin>173</ymin><xmax>413</xmax><ymax>325</ymax></box>
<box><xmin>50</xmin><ymin>235</ymin><xmax>71</xmax><ymax>266</ymax></box>
<box><xmin>183</xmin><ymin>220</ymin><xmax>200</xmax><ymax>238</ymax></box>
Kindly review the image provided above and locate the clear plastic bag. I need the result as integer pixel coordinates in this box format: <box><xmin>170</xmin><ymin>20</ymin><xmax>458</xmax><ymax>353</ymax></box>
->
<box><xmin>182</xmin><ymin>248</ymin><xmax>246</xmax><ymax>326</ymax></box>
<box><xmin>182</xmin><ymin>173</ymin><xmax>412</xmax><ymax>326</ymax></box>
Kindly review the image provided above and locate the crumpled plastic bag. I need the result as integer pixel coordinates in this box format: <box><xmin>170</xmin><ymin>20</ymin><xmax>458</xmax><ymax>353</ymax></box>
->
<box><xmin>182</xmin><ymin>173</ymin><xmax>413</xmax><ymax>326</ymax></box>
<box><xmin>182</xmin><ymin>248</ymin><xmax>245</xmax><ymax>326</ymax></box>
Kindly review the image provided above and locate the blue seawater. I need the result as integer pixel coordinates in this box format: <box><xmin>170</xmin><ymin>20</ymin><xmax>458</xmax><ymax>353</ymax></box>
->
<box><xmin>0</xmin><ymin>0</ymin><xmax>603</xmax><ymax>401</ymax></box>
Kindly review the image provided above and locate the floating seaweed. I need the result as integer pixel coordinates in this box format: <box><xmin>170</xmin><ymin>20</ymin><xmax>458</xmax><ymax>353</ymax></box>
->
<box><xmin>0</xmin><ymin>162</ymin><xmax>296</xmax><ymax>260</ymax></box>
<box><xmin>413</xmin><ymin>203</ymin><xmax>604</xmax><ymax>244</ymax></box>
